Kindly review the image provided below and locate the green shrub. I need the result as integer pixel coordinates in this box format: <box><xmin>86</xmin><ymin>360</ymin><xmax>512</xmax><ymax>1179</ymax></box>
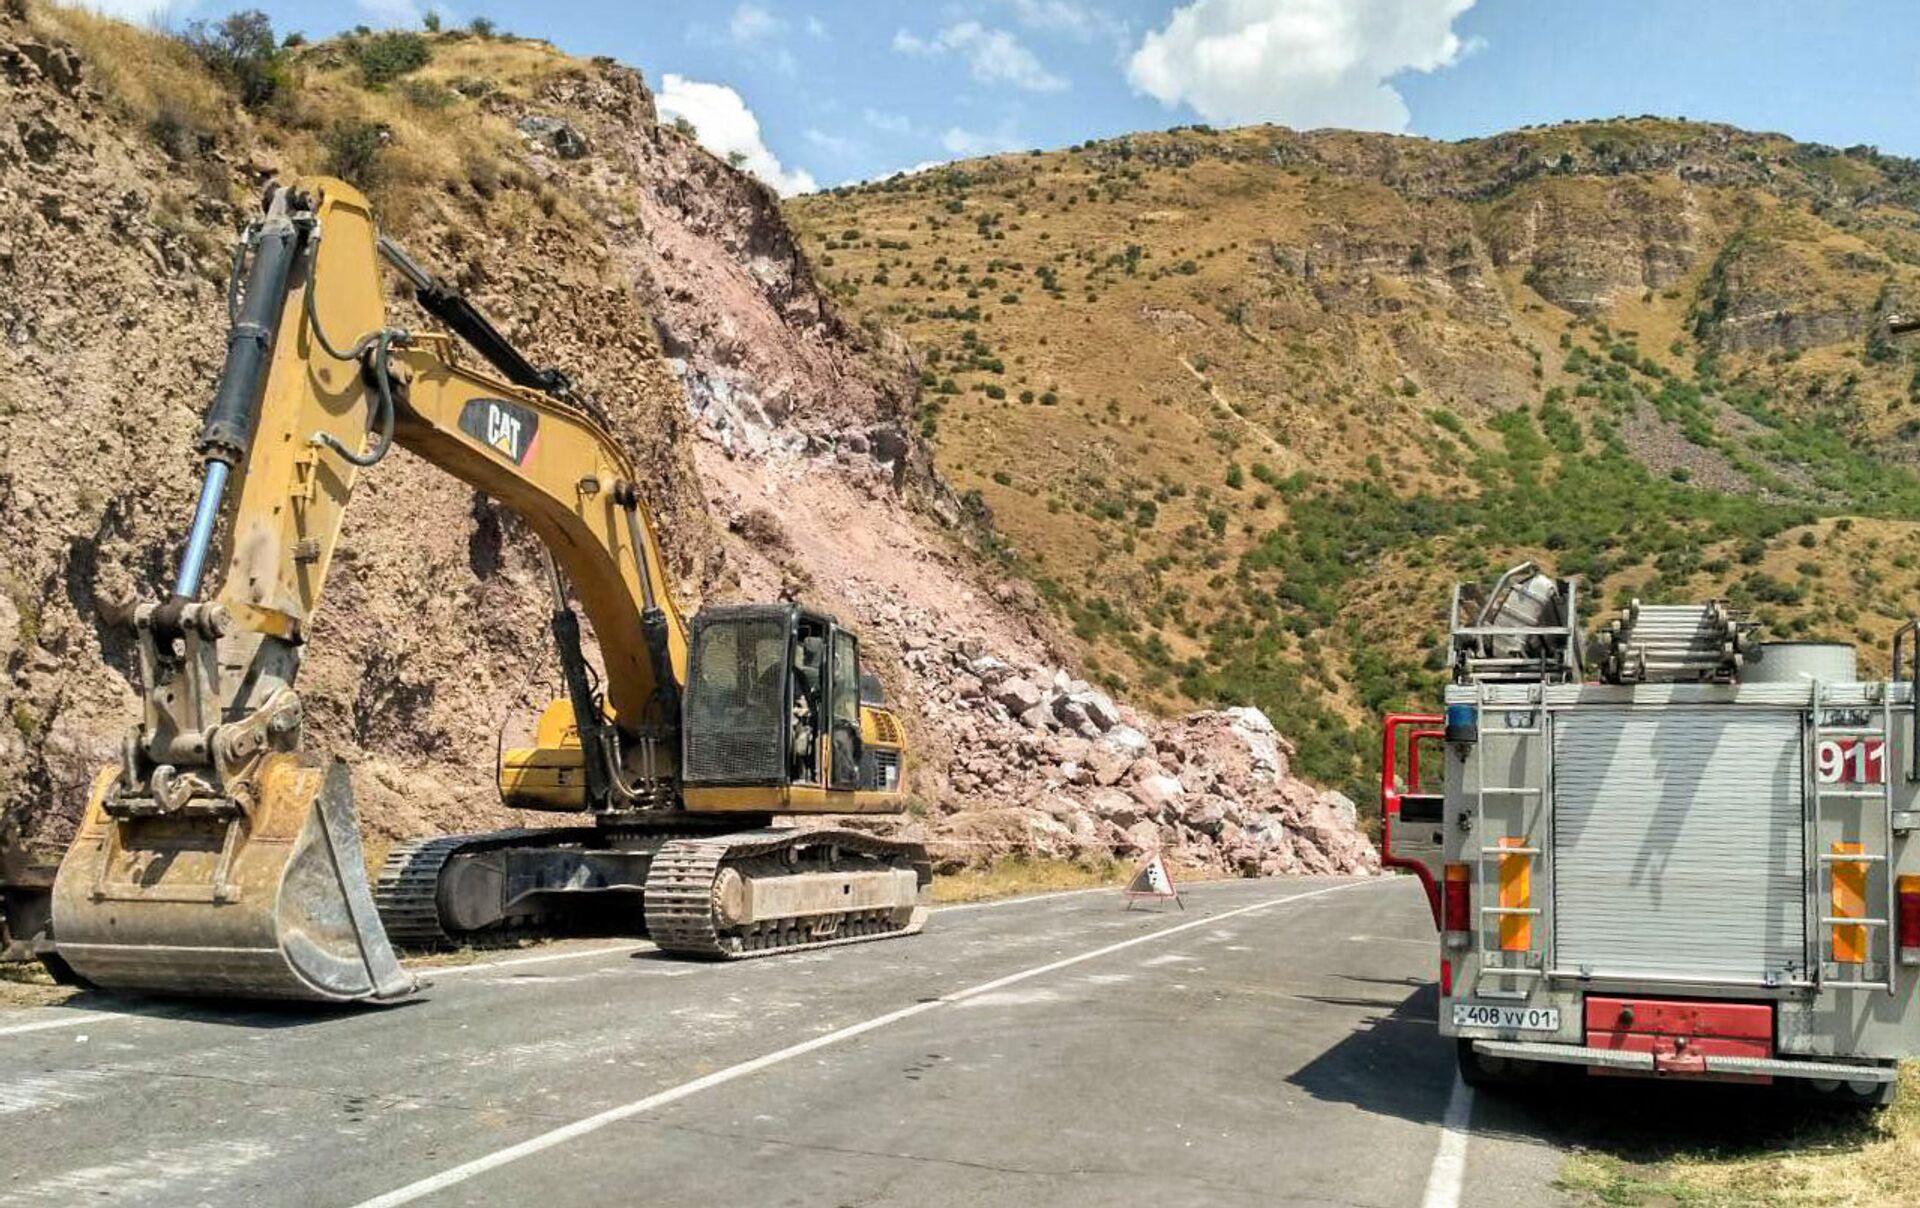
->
<box><xmin>325</xmin><ymin>120</ymin><xmax>388</xmax><ymax>187</ymax></box>
<box><xmin>354</xmin><ymin>31</ymin><xmax>432</xmax><ymax>86</ymax></box>
<box><xmin>181</xmin><ymin>10</ymin><xmax>290</xmax><ymax>111</ymax></box>
<box><xmin>400</xmin><ymin>78</ymin><xmax>456</xmax><ymax>108</ymax></box>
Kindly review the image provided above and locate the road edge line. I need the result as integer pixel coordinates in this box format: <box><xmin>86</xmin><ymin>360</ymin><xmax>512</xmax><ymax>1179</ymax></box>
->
<box><xmin>1421</xmin><ymin>1071</ymin><xmax>1473</xmax><ymax>1208</ymax></box>
<box><xmin>0</xmin><ymin>1011</ymin><xmax>113</xmax><ymax>1038</ymax></box>
<box><xmin>351</xmin><ymin>877</ymin><xmax>1379</xmax><ymax>1207</ymax></box>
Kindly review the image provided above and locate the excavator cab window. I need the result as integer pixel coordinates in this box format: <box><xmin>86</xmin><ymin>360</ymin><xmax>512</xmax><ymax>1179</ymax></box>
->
<box><xmin>828</xmin><ymin>627</ymin><xmax>863</xmax><ymax>790</ymax></box>
<box><xmin>790</xmin><ymin>622</ymin><xmax>828</xmax><ymax>784</ymax></box>
<box><xmin>684</xmin><ymin>613</ymin><xmax>792</xmax><ymax>785</ymax></box>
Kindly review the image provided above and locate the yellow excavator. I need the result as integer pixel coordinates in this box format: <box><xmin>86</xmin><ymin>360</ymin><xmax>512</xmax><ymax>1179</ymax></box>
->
<box><xmin>46</xmin><ymin>178</ymin><xmax>928</xmax><ymax>1003</ymax></box>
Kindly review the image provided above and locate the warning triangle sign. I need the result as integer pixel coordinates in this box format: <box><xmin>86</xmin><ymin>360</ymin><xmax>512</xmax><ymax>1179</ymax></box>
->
<box><xmin>1123</xmin><ymin>853</ymin><xmax>1183</xmax><ymax>909</ymax></box>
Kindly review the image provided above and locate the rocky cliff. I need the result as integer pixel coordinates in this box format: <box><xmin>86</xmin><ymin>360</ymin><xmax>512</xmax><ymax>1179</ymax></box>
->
<box><xmin>0</xmin><ymin>5</ymin><xmax>1373</xmax><ymax>884</ymax></box>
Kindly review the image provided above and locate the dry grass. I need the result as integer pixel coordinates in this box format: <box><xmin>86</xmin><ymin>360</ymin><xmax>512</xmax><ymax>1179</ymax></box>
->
<box><xmin>0</xmin><ymin>961</ymin><xmax>78</xmax><ymax>1009</ymax></box>
<box><xmin>27</xmin><ymin>3</ymin><xmax>239</xmax><ymax>147</ymax></box>
<box><xmin>1558</xmin><ymin>1065</ymin><xmax>1920</xmax><ymax>1207</ymax></box>
<box><xmin>930</xmin><ymin>856</ymin><xmax>1125</xmax><ymax>903</ymax></box>
<box><xmin>929</xmin><ymin>854</ymin><xmax>1239</xmax><ymax>904</ymax></box>
<box><xmin>22</xmin><ymin>10</ymin><xmax>572</xmax><ymax>238</ymax></box>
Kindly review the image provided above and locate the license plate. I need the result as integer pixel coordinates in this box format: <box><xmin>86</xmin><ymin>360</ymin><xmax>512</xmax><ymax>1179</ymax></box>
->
<box><xmin>1451</xmin><ymin>1003</ymin><xmax>1559</xmax><ymax>1032</ymax></box>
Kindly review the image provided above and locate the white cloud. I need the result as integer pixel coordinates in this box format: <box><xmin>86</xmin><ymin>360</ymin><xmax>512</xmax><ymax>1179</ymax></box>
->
<box><xmin>804</xmin><ymin>127</ymin><xmax>861</xmax><ymax>159</ymax></box>
<box><xmin>727</xmin><ymin>2</ymin><xmax>781</xmax><ymax>43</ymax></box>
<box><xmin>1126</xmin><ymin>0</ymin><xmax>1478</xmax><ymax>132</ymax></box>
<box><xmin>941</xmin><ymin>125</ymin><xmax>1026</xmax><ymax>158</ymax></box>
<box><xmin>356</xmin><ymin>0</ymin><xmax>425</xmax><ymax>25</ymax></box>
<box><xmin>862</xmin><ymin>108</ymin><xmax>914</xmax><ymax>135</ymax></box>
<box><xmin>805</xmin><ymin>14</ymin><xmax>828</xmax><ymax>39</ymax></box>
<box><xmin>893</xmin><ymin>21</ymin><xmax>1068</xmax><ymax>92</ymax></box>
<box><xmin>655</xmin><ymin>74</ymin><xmax>819</xmax><ymax>196</ymax></box>
<box><xmin>1008</xmin><ymin>0</ymin><xmax>1128</xmax><ymax>44</ymax></box>
<box><xmin>67</xmin><ymin>0</ymin><xmax>174</xmax><ymax>24</ymax></box>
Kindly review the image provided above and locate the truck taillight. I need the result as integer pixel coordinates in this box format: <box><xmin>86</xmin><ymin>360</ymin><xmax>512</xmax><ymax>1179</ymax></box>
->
<box><xmin>1899</xmin><ymin>875</ymin><xmax>1920</xmax><ymax>966</ymax></box>
<box><xmin>1439</xmin><ymin>958</ymin><xmax>1453</xmax><ymax>996</ymax></box>
<box><xmin>1443</xmin><ymin>863</ymin><xmax>1471</xmax><ymax>935</ymax></box>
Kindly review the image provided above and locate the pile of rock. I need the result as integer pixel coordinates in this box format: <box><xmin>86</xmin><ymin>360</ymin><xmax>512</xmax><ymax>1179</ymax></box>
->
<box><xmin>845</xmin><ymin>586</ymin><xmax>1377</xmax><ymax>879</ymax></box>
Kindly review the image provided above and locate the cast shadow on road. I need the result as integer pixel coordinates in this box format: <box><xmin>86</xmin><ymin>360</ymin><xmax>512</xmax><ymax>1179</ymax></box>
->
<box><xmin>1285</xmin><ymin>976</ymin><xmax>1889</xmax><ymax>1165</ymax></box>
<box><xmin>50</xmin><ymin>987</ymin><xmax>425</xmax><ymax>1030</ymax></box>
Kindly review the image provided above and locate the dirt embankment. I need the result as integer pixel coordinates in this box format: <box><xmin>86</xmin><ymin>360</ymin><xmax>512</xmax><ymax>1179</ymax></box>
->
<box><xmin>0</xmin><ymin>9</ymin><xmax>1375</xmax><ymax>880</ymax></box>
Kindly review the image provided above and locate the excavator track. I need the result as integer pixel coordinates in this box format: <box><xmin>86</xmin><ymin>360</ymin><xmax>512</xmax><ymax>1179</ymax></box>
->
<box><xmin>372</xmin><ymin>828</ymin><xmax>582</xmax><ymax>949</ymax></box>
<box><xmin>644</xmin><ymin>828</ymin><xmax>931</xmax><ymax>959</ymax></box>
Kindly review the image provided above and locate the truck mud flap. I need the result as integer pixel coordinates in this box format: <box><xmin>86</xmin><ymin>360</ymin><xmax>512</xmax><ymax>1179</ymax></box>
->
<box><xmin>50</xmin><ymin>759</ymin><xmax>416</xmax><ymax>1004</ymax></box>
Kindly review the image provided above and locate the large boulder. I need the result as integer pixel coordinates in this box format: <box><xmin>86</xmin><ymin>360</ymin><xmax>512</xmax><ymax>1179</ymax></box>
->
<box><xmin>994</xmin><ymin>676</ymin><xmax>1045</xmax><ymax>714</ymax></box>
<box><xmin>1131</xmin><ymin>774</ymin><xmax>1185</xmax><ymax>818</ymax></box>
<box><xmin>1085</xmin><ymin>741</ymin><xmax>1133</xmax><ymax>787</ymax></box>
<box><xmin>1181</xmin><ymin>795</ymin><xmax>1229</xmax><ymax>835</ymax></box>
<box><xmin>517</xmin><ymin>114</ymin><xmax>590</xmax><ymax>159</ymax></box>
<box><xmin>1087</xmin><ymin>786</ymin><xmax>1145</xmax><ymax>828</ymax></box>
<box><xmin>1317</xmin><ymin>789</ymin><xmax>1359</xmax><ymax>831</ymax></box>
<box><xmin>968</xmin><ymin>654</ymin><xmax>1013</xmax><ymax>684</ymax></box>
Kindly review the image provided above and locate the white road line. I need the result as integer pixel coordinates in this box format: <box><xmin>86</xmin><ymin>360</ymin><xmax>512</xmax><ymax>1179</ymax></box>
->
<box><xmin>416</xmin><ymin>944</ymin><xmax>640</xmax><ymax>978</ymax></box>
<box><xmin>931</xmin><ymin>884</ymin><xmax>1115</xmax><ymax>914</ymax></box>
<box><xmin>0</xmin><ymin>1013</ymin><xmax>113</xmax><ymax>1038</ymax></box>
<box><xmin>351</xmin><ymin>877</ymin><xmax>1377</xmax><ymax>1208</ymax></box>
<box><xmin>1421</xmin><ymin>1072</ymin><xmax>1473</xmax><ymax>1208</ymax></box>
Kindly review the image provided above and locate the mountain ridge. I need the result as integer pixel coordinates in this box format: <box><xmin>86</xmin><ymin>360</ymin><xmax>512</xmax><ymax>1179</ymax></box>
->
<box><xmin>789</xmin><ymin>115</ymin><xmax>1920</xmax><ymax>807</ymax></box>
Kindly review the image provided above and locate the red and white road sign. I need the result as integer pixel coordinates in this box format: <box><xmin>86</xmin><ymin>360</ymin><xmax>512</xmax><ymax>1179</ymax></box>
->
<box><xmin>1124</xmin><ymin>854</ymin><xmax>1182</xmax><ymax>909</ymax></box>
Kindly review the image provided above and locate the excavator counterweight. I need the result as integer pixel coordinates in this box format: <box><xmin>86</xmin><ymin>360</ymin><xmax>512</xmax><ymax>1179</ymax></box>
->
<box><xmin>44</xmin><ymin>178</ymin><xmax>925</xmax><ymax>1003</ymax></box>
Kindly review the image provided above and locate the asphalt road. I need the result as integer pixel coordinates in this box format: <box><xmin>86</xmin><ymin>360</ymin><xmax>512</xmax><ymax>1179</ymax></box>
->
<box><xmin>0</xmin><ymin>876</ymin><xmax>1570</xmax><ymax>1208</ymax></box>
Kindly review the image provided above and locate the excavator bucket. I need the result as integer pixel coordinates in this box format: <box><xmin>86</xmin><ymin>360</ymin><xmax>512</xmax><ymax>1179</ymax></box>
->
<box><xmin>51</xmin><ymin>758</ymin><xmax>415</xmax><ymax>1003</ymax></box>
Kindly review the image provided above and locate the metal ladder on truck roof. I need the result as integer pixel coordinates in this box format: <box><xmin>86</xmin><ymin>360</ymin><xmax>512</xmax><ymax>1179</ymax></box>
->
<box><xmin>1471</xmin><ymin>681</ymin><xmax>1545</xmax><ymax>1001</ymax></box>
<box><xmin>1812</xmin><ymin>683</ymin><xmax>1897</xmax><ymax>996</ymax></box>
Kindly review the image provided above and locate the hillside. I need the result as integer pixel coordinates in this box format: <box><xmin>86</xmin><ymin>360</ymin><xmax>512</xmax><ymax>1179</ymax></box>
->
<box><xmin>0</xmin><ymin>2</ymin><xmax>1372</xmax><ymax>893</ymax></box>
<box><xmin>788</xmin><ymin>119</ymin><xmax>1920</xmax><ymax>803</ymax></box>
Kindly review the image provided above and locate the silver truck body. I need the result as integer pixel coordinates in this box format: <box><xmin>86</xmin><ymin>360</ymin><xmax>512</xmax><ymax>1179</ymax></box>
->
<box><xmin>1386</xmin><ymin>569</ymin><xmax>1919</xmax><ymax>1094</ymax></box>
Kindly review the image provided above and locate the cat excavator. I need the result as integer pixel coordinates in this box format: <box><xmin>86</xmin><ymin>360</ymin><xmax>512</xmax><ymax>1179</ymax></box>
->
<box><xmin>45</xmin><ymin>178</ymin><xmax>928</xmax><ymax>1003</ymax></box>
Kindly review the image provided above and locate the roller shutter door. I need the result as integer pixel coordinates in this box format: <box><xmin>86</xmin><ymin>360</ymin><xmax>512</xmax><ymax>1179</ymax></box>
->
<box><xmin>1551</xmin><ymin>707</ymin><xmax>1806</xmax><ymax>984</ymax></box>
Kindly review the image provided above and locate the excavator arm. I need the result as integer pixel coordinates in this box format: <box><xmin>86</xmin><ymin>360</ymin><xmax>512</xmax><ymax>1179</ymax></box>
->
<box><xmin>50</xmin><ymin>178</ymin><xmax>688</xmax><ymax>1001</ymax></box>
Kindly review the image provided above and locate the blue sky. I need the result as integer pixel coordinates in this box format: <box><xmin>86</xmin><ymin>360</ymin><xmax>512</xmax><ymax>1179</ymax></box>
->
<box><xmin>99</xmin><ymin>0</ymin><xmax>1920</xmax><ymax>194</ymax></box>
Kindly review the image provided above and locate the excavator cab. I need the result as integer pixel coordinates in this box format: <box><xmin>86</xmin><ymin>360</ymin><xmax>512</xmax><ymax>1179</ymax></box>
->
<box><xmin>680</xmin><ymin>605</ymin><xmax>903</xmax><ymax>809</ymax></box>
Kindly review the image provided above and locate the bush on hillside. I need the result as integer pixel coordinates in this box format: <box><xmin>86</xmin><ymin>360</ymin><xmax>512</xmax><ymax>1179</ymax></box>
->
<box><xmin>352</xmin><ymin>31</ymin><xmax>431</xmax><ymax>86</ymax></box>
<box><xmin>181</xmin><ymin>9</ymin><xmax>290</xmax><ymax>111</ymax></box>
<box><xmin>326</xmin><ymin>120</ymin><xmax>387</xmax><ymax>187</ymax></box>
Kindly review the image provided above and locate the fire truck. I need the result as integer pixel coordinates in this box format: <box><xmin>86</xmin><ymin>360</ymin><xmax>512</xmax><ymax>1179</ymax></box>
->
<box><xmin>1383</xmin><ymin>563</ymin><xmax>1920</xmax><ymax>1103</ymax></box>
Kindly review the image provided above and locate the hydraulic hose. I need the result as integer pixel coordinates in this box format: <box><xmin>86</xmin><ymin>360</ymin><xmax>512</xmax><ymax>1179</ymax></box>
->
<box><xmin>301</xmin><ymin>233</ymin><xmax>408</xmax><ymax>469</ymax></box>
